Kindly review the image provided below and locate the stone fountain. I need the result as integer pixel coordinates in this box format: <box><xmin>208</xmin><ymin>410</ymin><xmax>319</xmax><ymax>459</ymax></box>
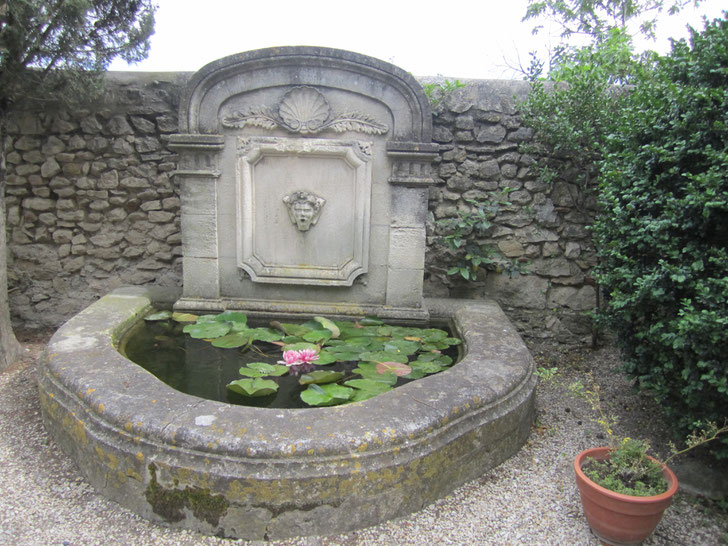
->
<box><xmin>38</xmin><ymin>47</ymin><xmax>535</xmax><ymax>539</ymax></box>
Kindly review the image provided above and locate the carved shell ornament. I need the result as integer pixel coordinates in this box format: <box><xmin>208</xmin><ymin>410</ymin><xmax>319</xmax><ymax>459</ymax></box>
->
<box><xmin>222</xmin><ymin>86</ymin><xmax>389</xmax><ymax>135</ymax></box>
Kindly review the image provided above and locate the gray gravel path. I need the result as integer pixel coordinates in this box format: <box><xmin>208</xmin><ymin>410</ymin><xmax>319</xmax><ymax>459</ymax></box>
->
<box><xmin>1</xmin><ymin>335</ymin><xmax>726</xmax><ymax>545</ymax></box>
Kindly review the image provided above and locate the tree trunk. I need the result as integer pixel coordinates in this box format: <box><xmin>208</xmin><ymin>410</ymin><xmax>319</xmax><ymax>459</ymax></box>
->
<box><xmin>0</xmin><ymin>114</ymin><xmax>23</xmax><ymax>371</ymax></box>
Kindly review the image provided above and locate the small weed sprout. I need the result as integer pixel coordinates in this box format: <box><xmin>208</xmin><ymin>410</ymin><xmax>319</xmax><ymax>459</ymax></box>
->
<box><xmin>535</xmin><ymin>366</ymin><xmax>559</xmax><ymax>381</ymax></box>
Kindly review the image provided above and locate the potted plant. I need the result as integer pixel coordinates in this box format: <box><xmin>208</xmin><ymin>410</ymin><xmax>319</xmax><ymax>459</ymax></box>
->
<box><xmin>569</xmin><ymin>375</ymin><xmax>727</xmax><ymax>545</ymax></box>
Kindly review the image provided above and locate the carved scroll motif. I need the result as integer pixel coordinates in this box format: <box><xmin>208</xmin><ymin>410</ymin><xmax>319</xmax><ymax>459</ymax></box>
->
<box><xmin>282</xmin><ymin>190</ymin><xmax>326</xmax><ymax>232</ymax></box>
<box><xmin>222</xmin><ymin>86</ymin><xmax>389</xmax><ymax>136</ymax></box>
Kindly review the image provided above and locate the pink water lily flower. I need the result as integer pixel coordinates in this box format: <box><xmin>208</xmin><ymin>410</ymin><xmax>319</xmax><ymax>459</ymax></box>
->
<box><xmin>278</xmin><ymin>350</ymin><xmax>302</xmax><ymax>366</ymax></box>
<box><xmin>278</xmin><ymin>349</ymin><xmax>320</xmax><ymax>367</ymax></box>
<box><xmin>298</xmin><ymin>348</ymin><xmax>319</xmax><ymax>363</ymax></box>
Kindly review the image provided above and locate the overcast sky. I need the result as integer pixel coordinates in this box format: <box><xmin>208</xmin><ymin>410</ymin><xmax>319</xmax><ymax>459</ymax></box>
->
<box><xmin>109</xmin><ymin>0</ymin><xmax>727</xmax><ymax>79</ymax></box>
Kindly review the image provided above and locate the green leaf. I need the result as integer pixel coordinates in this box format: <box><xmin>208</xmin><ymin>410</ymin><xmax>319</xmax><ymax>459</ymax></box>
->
<box><xmin>303</xmin><ymin>329</ymin><xmax>332</xmax><ymax>344</ymax></box>
<box><xmin>376</xmin><ymin>361</ymin><xmax>412</xmax><ymax>376</ymax></box>
<box><xmin>344</xmin><ymin>379</ymin><xmax>394</xmax><ymax>394</ymax></box>
<box><xmin>358</xmin><ymin>316</ymin><xmax>384</xmax><ymax>326</ymax></box>
<box><xmin>283</xmin><ymin>342</ymin><xmax>319</xmax><ymax>352</ymax></box>
<box><xmin>353</xmin><ymin>362</ymin><xmax>397</xmax><ymax>385</ymax></box>
<box><xmin>298</xmin><ymin>371</ymin><xmax>345</xmax><ymax>385</ymax></box>
<box><xmin>236</xmin><ymin>366</ymin><xmax>268</xmax><ymax>378</ymax></box>
<box><xmin>249</xmin><ymin>328</ymin><xmax>284</xmax><ymax>343</ymax></box>
<box><xmin>300</xmin><ymin>383</ymin><xmax>354</xmax><ymax>406</ymax></box>
<box><xmin>313</xmin><ymin>316</ymin><xmax>340</xmax><ymax>338</ymax></box>
<box><xmin>211</xmin><ymin>332</ymin><xmax>253</xmax><ymax>348</ymax></box>
<box><xmin>214</xmin><ymin>311</ymin><xmax>248</xmax><ymax>324</ymax></box>
<box><xmin>247</xmin><ymin>362</ymin><xmax>289</xmax><ymax>376</ymax></box>
<box><xmin>172</xmin><ymin>312</ymin><xmax>198</xmax><ymax>323</ymax></box>
<box><xmin>226</xmin><ymin>378</ymin><xmax>278</xmax><ymax>397</ymax></box>
<box><xmin>313</xmin><ymin>350</ymin><xmax>337</xmax><ymax>365</ymax></box>
<box><xmin>359</xmin><ymin>351</ymin><xmax>409</xmax><ymax>364</ymax></box>
<box><xmin>183</xmin><ymin>321</ymin><xmax>232</xmax><ymax>339</ymax></box>
<box><xmin>383</xmin><ymin>339</ymin><xmax>420</xmax><ymax>356</ymax></box>
<box><xmin>278</xmin><ymin>323</ymin><xmax>311</xmax><ymax>337</ymax></box>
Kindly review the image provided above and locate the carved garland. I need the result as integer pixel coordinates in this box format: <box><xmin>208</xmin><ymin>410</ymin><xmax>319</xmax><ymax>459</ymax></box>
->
<box><xmin>222</xmin><ymin>86</ymin><xmax>389</xmax><ymax>136</ymax></box>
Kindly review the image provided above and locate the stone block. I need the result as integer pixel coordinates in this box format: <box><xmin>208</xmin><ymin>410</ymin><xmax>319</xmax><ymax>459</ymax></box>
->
<box><xmin>148</xmin><ymin>211</ymin><xmax>175</xmax><ymax>223</ymax></box>
<box><xmin>391</xmin><ymin>187</ymin><xmax>428</xmax><ymax>228</ymax></box>
<box><xmin>22</xmin><ymin>197</ymin><xmax>54</xmax><ymax>211</ymax></box>
<box><xmin>497</xmin><ymin>239</ymin><xmax>525</xmax><ymax>258</ymax></box>
<box><xmin>179</xmin><ymin>178</ymin><xmax>218</xmax><ymax>216</ymax></box>
<box><xmin>485</xmin><ymin>273</ymin><xmax>549</xmax><ymax>309</ymax></box>
<box><xmin>41</xmin><ymin>158</ymin><xmax>62</xmax><ymax>178</ymax></box>
<box><xmin>181</xmin><ymin>214</ymin><xmax>217</xmax><ymax>258</ymax></box>
<box><xmin>388</xmin><ymin>228</ymin><xmax>426</xmax><ymax>270</ymax></box>
<box><xmin>476</xmin><ymin>125</ymin><xmax>506</xmax><ymax>143</ymax></box>
<box><xmin>106</xmin><ymin>115</ymin><xmax>134</xmax><ymax>136</ymax></box>
<box><xmin>182</xmin><ymin>257</ymin><xmax>220</xmax><ymax>298</ymax></box>
<box><xmin>14</xmin><ymin>136</ymin><xmax>40</xmax><ymax>151</ymax></box>
<box><xmin>548</xmin><ymin>285</ymin><xmax>597</xmax><ymax>311</ymax></box>
<box><xmin>385</xmin><ymin>267</ymin><xmax>424</xmax><ymax>308</ymax></box>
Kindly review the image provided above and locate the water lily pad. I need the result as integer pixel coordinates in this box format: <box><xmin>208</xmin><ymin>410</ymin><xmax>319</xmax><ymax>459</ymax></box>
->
<box><xmin>226</xmin><ymin>378</ymin><xmax>278</xmax><ymax>397</ymax></box>
<box><xmin>303</xmin><ymin>329</ymin><xmax>332</xmax><ymax>344</ymax></box>
<box><xmin>299</xmin><ymin>371</ymin><xmax>344</xmax><ymax>385</ymax></box>
<box><xmin>313</xmin><ymin>316</ymin><xmax>340</xmax><ymax>338</ymax></box>
<box><xmin>376</xmin><ymin>361</ymin><xmax>412</xmax><ymax>376</ymax></box>
<box><xmin>214</xmin><ymin>311</ymin><xmax>248</xmax><ymax>325</ymax></box>
<box><xmin>422</xmin><ymin>329</ymin><xmax>449</xmax><ymax>342</ymax></box>
<box><xmin>349</xmin><ymin>389</ymin><xmax>380</xmax><ymax>402</ymax></box>
<box><xmin>300</xmin><ymin>383</ymin><xmax>354</xmax><ymax>406</ymax></box>
<box><xmin>344</xmin><ymin>378</ymin><xmax>393</xmax><ymax>394</ymax></box>
<box><xmin>211</xmin><ymin>332</ymin><xmax>253</xmax><ymax>348</ymax></box>
<box><xmin>402</xmin><ymin>368</ymin><xmax>427</xmax><ymax>380</ymax></box>
<box><xmin>283</xmin><ymin>342</ymin><xmax>319</xmax><ymax>352</ymax></box>
<box><xmin>250</xmin><ymin>328</ymin><xmax>284</xmax><ymax>343</ymax></box>
<box><xmin>353</xmin><ymin>362</ymin><xmax>397</xmax><ymax>384</ymax></box>
<box><xmin>408</xmin><ymin>360</ymin><xmax>443</xmax><ymax>375</ymax></box>
<box><xmin>359</xmin><ymin>351</ymin><xmax>409</xmax><ymax>364</ymax></box>
<box><xmin>314</xmin><ymin>350</ymin><xmax>336</xmax><ymax>365</ymax></box>
<box><xmin>358</xmin><ymin>316</ymin><xmax>384</xmax><ymax>326</ymax></box>
<box><xmin>236</xmin><ymin>366</ymin><xmax>269</xmax><ymax>378</ymax></box>
<box><xmin>383</xmin><ymin>339</ymin><xmax>420</xmax><ymax>356</ymax></box>
<box><xmin>247</xmin><ymin>362</ymin><xmax>289</xmax><ymax>376</ymax></box>
<box><xmin>172</xmin><ymin>312</ymin><xmax>198</xmax><ymax>323</ymax></box>
<box><xmin>145</xmin><ymin>311</ymin><xmax>172</xmax><ymax>321</ymax></box>
<box><xmin>183</xmin><ymin>321</ymin><xmax>232</xmax><ymax>339</ymax></box>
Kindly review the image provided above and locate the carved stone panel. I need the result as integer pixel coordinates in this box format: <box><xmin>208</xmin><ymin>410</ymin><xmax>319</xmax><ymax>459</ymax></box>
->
<box><xmin>236</xmin><ymin>136</ymin><xmax>372</xmax><ymax>286</ymax></box>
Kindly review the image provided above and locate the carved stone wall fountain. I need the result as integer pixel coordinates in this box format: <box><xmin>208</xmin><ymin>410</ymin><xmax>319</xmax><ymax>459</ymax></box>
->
<box><xmin>37</xmin><ymin>48</ymin><xmax>536</xmax><ymax>539</ymax></box>
<box><xmin>168</xmin><ymin>47</ymin><xmax>440</xmax><ymax>319</ymax></box>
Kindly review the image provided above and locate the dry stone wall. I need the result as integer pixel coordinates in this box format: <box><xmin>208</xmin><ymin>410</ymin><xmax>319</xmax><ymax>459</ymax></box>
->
<box><xmin>4</xmin><ymin>74</ymin><xmax>596</xmax><ymax>342</ymax></box>
<box><xmin>423</xmin><ymin>80</ymin><xmax>598</xmax><ymax>342</ymax></box>
<box><xmin>4</xmin><ymin>72</ymin><xmax>189</xmax><ymax>328</ymax></box>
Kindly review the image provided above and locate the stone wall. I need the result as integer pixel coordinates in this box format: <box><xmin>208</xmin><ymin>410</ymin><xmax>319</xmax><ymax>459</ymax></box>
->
<box><xmin>4</xmin><ymin>72</ymin><xmax>189</xmax><ymax>327</ymax></box>
<box><xmin>423</xmin><ymin>81</ymin><xmax>598</xmax><ymax>343</ymax></box>
<box><xmin>3</xmin><ymin>73</ymin><xmax>596</xmax><ymax>342</ymax></box>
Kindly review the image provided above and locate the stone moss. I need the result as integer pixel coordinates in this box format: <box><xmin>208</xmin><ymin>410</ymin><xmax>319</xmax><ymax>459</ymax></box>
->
<box><xmin>145</xmin><ymin>463</ymin><xmax>230</xmax><ymax>527</ymax></box>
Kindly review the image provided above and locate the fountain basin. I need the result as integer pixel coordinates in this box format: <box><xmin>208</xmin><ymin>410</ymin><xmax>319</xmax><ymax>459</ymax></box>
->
<box><xmin>38</xmin><ymin>287</ymin><xmax>535</xmax><ymax>540</ymax></box>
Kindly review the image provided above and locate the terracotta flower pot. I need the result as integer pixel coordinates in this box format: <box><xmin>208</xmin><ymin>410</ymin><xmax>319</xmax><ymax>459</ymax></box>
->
<box><xmin>574</xmin><ymin>447</ymin><xmax>679</xmax><ymax>545</ymax></box>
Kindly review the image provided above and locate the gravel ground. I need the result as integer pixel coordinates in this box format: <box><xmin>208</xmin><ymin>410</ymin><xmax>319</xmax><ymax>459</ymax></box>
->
<box><xmin>1</xmin><ymin>331</ymin><xmax>727</xmax><ymax>545</ymax></box>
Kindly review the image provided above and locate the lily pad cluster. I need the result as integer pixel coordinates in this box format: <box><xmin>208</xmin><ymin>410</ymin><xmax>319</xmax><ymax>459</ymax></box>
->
<box><xmin>145</xmin><ymin>311</ymin><xmax>462</xmax><ymax>407</ymax></box>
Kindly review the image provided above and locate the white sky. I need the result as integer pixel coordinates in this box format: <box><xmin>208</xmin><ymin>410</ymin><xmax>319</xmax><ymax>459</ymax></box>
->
<box><xmin>109</xmin><ymin>0</ymin><xmax>727</xmax><ymax>79</ymax></box>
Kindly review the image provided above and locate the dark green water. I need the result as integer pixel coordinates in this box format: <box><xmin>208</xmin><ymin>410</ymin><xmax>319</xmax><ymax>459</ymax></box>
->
<box><xmin>121</xmin><ymin>318</ymin><xmax>460</xmax><ymax>409</ymax></box>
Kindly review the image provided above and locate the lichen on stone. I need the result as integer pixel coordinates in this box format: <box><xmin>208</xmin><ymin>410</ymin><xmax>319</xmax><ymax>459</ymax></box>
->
<box><xmin>145</xmin><ymin>463</ymin><xmax>230</xmax><ymax>527</ymax></box>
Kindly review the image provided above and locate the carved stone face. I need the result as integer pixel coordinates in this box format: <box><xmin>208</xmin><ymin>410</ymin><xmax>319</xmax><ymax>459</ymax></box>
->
<box><xmin>292</xmin><ymin>201</ymin><xmax>316</xmax><ymax>231</ymax></box>
<box><xmin>283</xmin><ymin>190</ymin><xmax>326</xmax><ymax>232</ymax></box>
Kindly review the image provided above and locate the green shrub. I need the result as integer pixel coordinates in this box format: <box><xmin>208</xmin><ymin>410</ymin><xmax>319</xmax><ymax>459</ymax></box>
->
<box><xmin>593</xmin><ymin>15</ymin><xmax>728</xmax><ymax>457</ymax></box>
